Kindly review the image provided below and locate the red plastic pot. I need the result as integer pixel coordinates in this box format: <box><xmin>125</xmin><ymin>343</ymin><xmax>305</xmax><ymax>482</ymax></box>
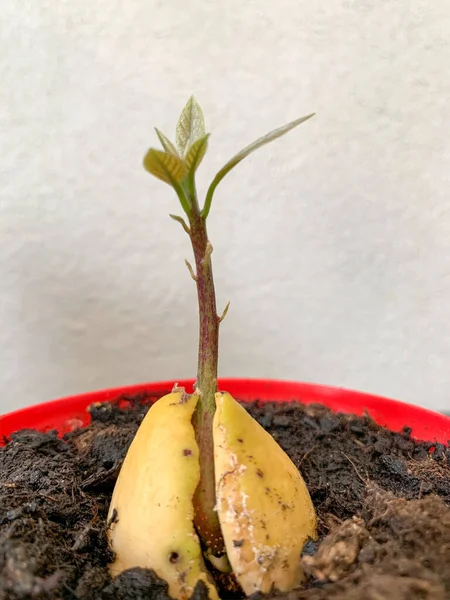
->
<box><xmin>1</xmin><ymin>378</ymin><xmax>450</xmax><ymax>446</ymax></box>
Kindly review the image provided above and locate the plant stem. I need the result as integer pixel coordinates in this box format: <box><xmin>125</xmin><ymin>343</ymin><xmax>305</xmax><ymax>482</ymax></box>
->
<box><xmin>188</xmin><ymin>203</ymin><xmax>224</xmax><ymax>555</ymax></box>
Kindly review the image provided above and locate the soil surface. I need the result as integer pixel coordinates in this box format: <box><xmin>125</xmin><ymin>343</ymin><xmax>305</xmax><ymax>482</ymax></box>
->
<box><xmin>1</xmin><ymin>394</ymin><xmax>449</xmax><ymax>600</ymax></box>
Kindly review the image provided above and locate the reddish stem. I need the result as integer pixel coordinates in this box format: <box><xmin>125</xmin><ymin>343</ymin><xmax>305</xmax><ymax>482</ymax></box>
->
<box><xmin>188</xmin><ymin>209</ymin><xmax>224</xmax><ymax>554</ymax></box>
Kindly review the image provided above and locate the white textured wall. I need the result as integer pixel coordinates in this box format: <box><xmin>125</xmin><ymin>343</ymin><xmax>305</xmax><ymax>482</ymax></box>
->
<box><xmin>1</xmin><ymin>1</ymin><xmax>449</xmax><ymax>413</ymax></box>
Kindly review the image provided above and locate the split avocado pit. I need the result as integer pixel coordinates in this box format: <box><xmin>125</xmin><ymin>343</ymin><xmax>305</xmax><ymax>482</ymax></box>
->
<box><xmin>107</xmin><ymin>389</ymin><xmax>317</xmax><ymax>599</ymax></box>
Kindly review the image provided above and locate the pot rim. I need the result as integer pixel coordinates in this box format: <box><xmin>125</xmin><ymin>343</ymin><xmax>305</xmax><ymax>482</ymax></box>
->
<box><xmin>1</xmin><ymin>378</ymin><xmax>449</xmax><ymax>445</ymax></box>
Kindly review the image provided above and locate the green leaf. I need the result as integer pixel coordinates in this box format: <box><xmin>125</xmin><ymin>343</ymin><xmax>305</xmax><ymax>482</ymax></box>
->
<box><xmin>143</xmin><ymin>149</ymin><xmax>191</xmax><ymax>215</ymax></box>
<box><xmin>185</xmin><ymin>133</ymin><xmax>209</xmax><ymax>176</ymax></box>
<box><xmin>176</xmin><ymin>96</ymin><xmax>206</xmax><ymax>157</ymax></box>
<box><xmin>155</xmin><ymin>128</ymin><xmax>179</xmax><ymax>156</ymax></box>
<box><xmin>202</xmin><ymin>112</ymin><xmax>315</xmax><ymax>219</ymax></box>
<box><xmin>143</xmin><ymin>148</ymin><xmax>185</xmax><ymax>185</ymax></box>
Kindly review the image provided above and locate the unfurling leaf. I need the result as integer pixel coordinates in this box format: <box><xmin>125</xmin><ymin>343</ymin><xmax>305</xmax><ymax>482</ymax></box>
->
<box><xmin>202</xmin><ymin>112</ymin><xmax>315</xmax><ymax>219</ymax></box>
<box><xmin>185</xmin><ymin>134</ymin><xmax>210</xmax><ymax>177</ymax></box>
<box><xmin>176</xmin><ymin>96</ymin><xmax>206</xmax><ymax>157</ymax></box>
<box><xmin>143</xmin><ymin>149</ymin><xmax>185</xmax><ymax>186</ymax></box>
<box><xmin>155</xmin><ymin>128</ymin><xmax>179</xmax><ymax>156</ymax></box>
<box><xmin>143</xmin><ymin>149</ymin><xmax>191</xmax><ymax>216</ymax></box>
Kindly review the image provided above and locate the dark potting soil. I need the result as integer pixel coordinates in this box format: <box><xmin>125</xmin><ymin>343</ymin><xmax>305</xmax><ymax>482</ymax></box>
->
<box><xmin>1</xmin><ymin>394</ymin><xmax>450</xmax><ymax>600</ymax></box>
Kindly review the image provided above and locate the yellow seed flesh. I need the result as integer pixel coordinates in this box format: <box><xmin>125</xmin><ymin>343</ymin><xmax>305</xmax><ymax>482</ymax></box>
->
<box><xmin>213</xmin><ymin>391</ymin><xmax>317</xmax><ymax>595</ymax></box>
<box><xmin>107</xmin><ymin>390</ymin><xmax>218</xmax><ymax>600</ymax></box>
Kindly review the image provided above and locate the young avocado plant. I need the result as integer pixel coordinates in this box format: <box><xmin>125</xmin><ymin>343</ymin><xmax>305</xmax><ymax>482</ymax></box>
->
<box><xmin>107</xmin><ymin>98</ymin><xmax>317</xmax><ymax>599</ymax></box>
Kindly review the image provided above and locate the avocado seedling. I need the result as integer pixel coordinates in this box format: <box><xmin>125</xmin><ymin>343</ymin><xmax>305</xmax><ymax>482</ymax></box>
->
<box><xmin>107</xmin><ymin>97</ymin><xmax>317</xmax><ymax>599</ymax></box>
